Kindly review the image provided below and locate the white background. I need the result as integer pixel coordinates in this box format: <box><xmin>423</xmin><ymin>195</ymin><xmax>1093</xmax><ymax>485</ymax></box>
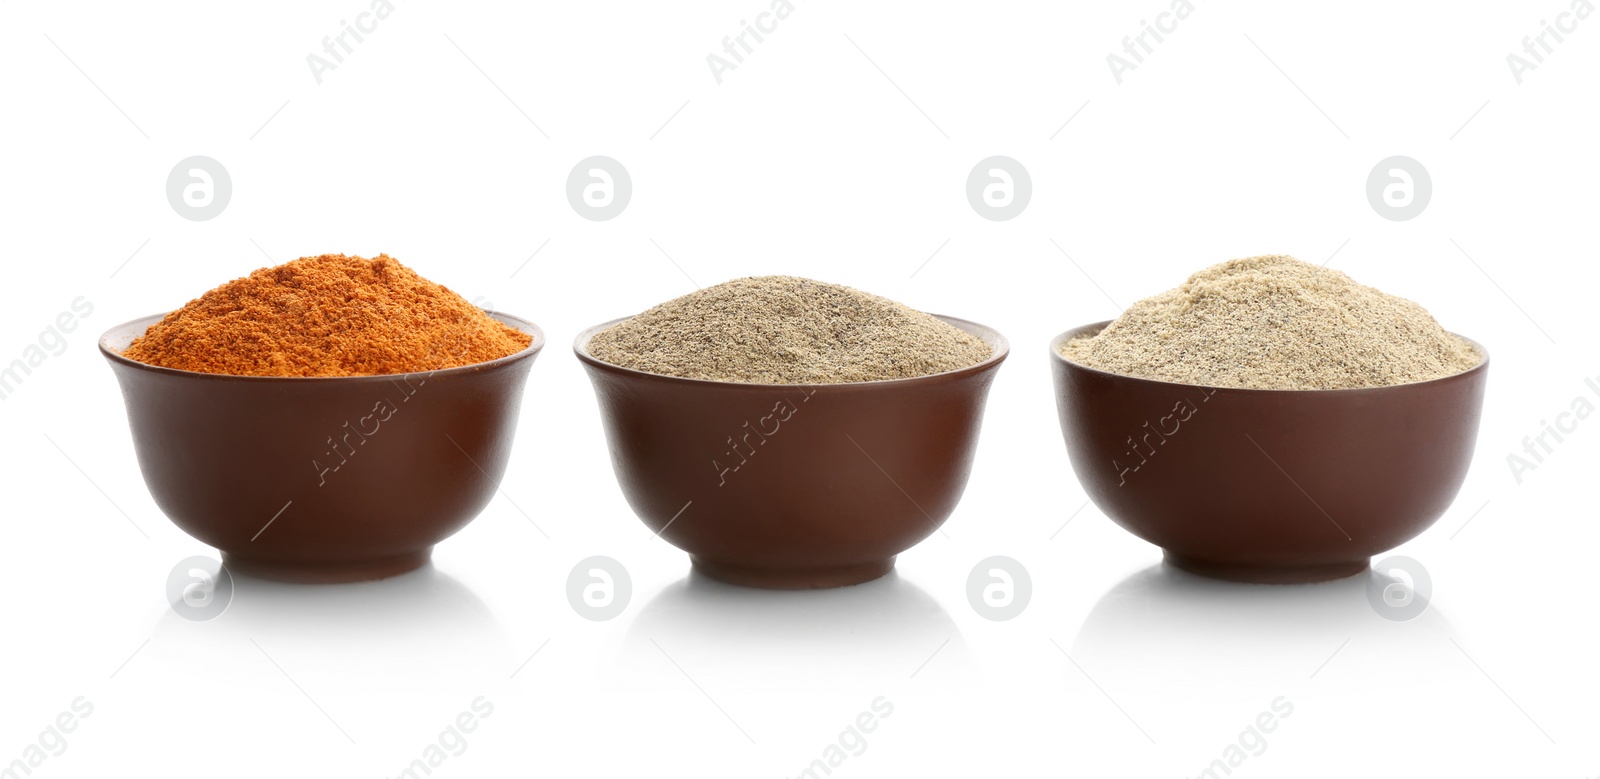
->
<box><xmin>2</xmin><ymin>0</ymin><xmax>1597</xmax><ymax>776</ymax></box>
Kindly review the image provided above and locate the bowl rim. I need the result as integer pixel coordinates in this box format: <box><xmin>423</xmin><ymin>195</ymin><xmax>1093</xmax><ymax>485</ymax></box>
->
<box><xmin>573</xmin><ymin>312</ymin><xmax>1010</xmax><ymax>388</ymax></box>
<box><xmin>99</xmin><ymin>309</ymin><xmax>545</xmax><ymax>382</ymax></box>
<box><xmin>1050</xmin><ymin>320</ymin><xmax>1489</xmax><ymax>394</ymax></box>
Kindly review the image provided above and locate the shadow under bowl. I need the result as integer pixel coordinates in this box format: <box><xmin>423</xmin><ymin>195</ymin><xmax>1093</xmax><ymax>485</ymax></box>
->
<box><xmin>1050</xmin><ymin>321</ymin><xmax>1488</xmax><ymax>584</ymax></box>
<box><xmin>575</xmin><ymin>314</ymin><xmax>1008</xmax><ymax>589</ymax></box>
<box><xmin>100</xmin><ymin>311</ymin><xmax>544</xmax><ymax>583</ymax></box>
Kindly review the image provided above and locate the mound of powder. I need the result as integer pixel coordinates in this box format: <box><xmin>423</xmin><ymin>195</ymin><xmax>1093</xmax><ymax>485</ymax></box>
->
<box><xmin>1059</xmin><ymin>255</ymin><xmax>1481</xmax><ymax>390</ymax></box>
<box><xmin>123</xmin><ymin>254</ymin><xmax>532</xmax><ymax>377</ymax></box>
<box><xmin>586</xmin><ymin>276</ymin><xmax>992</xmax><ymax>384</ymax></box>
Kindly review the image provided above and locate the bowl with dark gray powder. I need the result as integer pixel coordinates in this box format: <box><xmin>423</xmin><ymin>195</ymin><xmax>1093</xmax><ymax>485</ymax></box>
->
<box><xmin>576</xmin><ymin>276</ymin><xmax>1007</xmax><ymax>589</ymax></box>
<box><xmin>1051</xmin><ymin>255</ymin><xmax>1487</xmax><ymax>583</ymax></box>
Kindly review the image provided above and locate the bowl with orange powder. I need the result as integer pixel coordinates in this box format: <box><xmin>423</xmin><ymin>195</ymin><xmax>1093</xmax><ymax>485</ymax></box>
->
<box><xmin>100</xmin><ymin>254</ymin><xmax>543</xmax><ymax>582</ymax></box>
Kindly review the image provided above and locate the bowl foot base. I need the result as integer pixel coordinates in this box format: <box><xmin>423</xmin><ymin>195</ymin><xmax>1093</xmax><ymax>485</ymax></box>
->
<box><xmin>222</xmin><ymin>549</ymin><xmax>431</xmax><ymax>584</ymax></box>
<box><xmin>690</xmin><ymin>556</ymin><xmax>896</xmax><ymax>590</ymax></box>
<box><xmin>1163</xmin><ymin>551</ymin><xmax>1369</xmax><ymax>584</ymax></box>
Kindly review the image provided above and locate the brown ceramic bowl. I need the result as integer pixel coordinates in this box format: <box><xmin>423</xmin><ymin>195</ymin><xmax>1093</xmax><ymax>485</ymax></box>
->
<box><xmin>101</xmin><ymin>311</ymin><xmax>544</xmax><ymax>583</ymax></box>
<box><xmin>1051</xmin><ymin>322</ymin><xmax>1488</xmax><ymax>583</ymax></box>
<box><xmin>575</xmin><ymin>315</ymin><xmax>1008</xmax><ymax>589</ymax></box>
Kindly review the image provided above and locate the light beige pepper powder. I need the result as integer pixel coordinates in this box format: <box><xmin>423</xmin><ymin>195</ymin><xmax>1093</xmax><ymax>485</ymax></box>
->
<box><xmin>587</xmin><ymin>276</ymin><xmax>992</xmax><ymax>384</ymax></box>
<box><xmin>1060</xmin><ymin>255</ymin><xmax>1481</xmax><ymax>390</ymax></box>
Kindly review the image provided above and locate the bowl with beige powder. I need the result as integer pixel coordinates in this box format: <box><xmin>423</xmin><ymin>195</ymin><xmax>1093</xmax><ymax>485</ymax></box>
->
<box><xmin>1052</xmin><ymin>255</ymin><xmax>1487</xmax><ymax>583</ymax></box>
<box><xmin>576</xmin><ymin>276</ymin><xmax>1007</xmax><ymax>589</ymax></box>
<box><xmin>100</xmin><ymin>254</ymin><xmax>544</xmax><ymax>583</ymax></box>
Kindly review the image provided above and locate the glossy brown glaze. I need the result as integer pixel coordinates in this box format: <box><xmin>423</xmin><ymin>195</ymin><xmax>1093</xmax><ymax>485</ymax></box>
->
<box><xmin>576</xmin><ymin>315</ymin><xmax>1008</xmax><ymax>589</ymax></box>
<box><xmin>101</xmin><ymin>312</ymin><xmax>544</xmax><ymax>583</ymax></box>
<box><xmin>1051</xmin><ymin>321</ymin><xmax>1488</xmax><ymax>583</ymax></box>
